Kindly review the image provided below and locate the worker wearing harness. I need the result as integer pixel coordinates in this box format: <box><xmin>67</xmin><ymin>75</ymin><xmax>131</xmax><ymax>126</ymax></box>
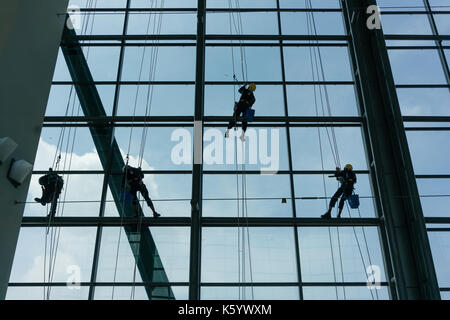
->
<box><xmin>122</xmin><ymin>165</ymin><xmax>160</xmax><ymax>218</ymax></box>
<box><xmin>34</xmin><ymin>168</ymin><xmax>64</xmax><ymax>207</ymax></box>
<box><xmin>321</xmin><ymin>164</ymin><xmax>357</xmax><ymax>219</ymax></box>
<box><xmin>225</xmin><ymin>83</ymin><xmax>256</xmax><ymax>142</ymax></box>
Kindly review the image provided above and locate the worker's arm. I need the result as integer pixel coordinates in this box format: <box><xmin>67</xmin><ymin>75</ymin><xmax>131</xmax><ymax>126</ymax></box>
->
<box><xmin>249</xmin><ymin>94</ymin><xmax>256</xmax><ymax>107</ymax></box>
<box><xmin>238</xmin><ymin>85</ymin><xmax>247</xmax><ymax>94</ymax></box>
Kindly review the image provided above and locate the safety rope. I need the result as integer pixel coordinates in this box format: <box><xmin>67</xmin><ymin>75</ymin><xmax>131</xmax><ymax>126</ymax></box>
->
<box><xmin>305</xmin><ymin>3</ymin><xmax>339</xmax><ymax>298</ymax></box>
<box><xmin>305</xmin><ymin>0</ymin><xmax>376</xmax><ymax>300</ymax></box>
<box><xmin>228</xmin><ymin>0</ymin><xmax>254</xmax><ymax>300</ymax></box>
<box><xmin>131</xmin><ymin>0</ymin><xmax>165</xmax><ymax>300</ymax></box>
<box><xmin>44</xmin><ymin>0</ymin><xmax>98</xmax><ymax>299</ymax></box>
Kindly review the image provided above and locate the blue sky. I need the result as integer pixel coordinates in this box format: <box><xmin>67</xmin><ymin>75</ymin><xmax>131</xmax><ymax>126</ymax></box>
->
<box><xmin>7</xmin><ymin>0</ymin><xmax>450</xmax><ymax>300</ymax></box>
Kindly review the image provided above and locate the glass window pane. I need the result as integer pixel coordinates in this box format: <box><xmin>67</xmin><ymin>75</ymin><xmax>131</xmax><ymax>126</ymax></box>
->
<box><xmin>417</xmin><ymin>179</ymin><xmax>450</xmax><ymax>218</ymax></box>
<box><xmin>281</xmin><ymin>12</ymin><xmax>345</xmax><ymax>35</ymax></box>
<box><xmin>206</xmin><ymin>47</ymin><xmax>282</xmax><ymax>81</ymax></box>
<box><xmin>34</xmin><ymin>129</ymin><xmax>103</xmax><ymax>171</ymax></box>
<box><xmin>201</xmin><ymin>286</ymin><xmax>299</xmax><ymax>300</ymax></box>
<box><xmin>117</xmin><ymin>85</ymin><xmax>195</xmax><ymax>116</ymax></box>
<box><xmin>203</xmin><ymin>174</ymin><xmax>292</xmax><ymax>217</ymax></box>
<box><xmin>202</xmin><ymin>227</ymin><xmax>298</xmax><ymax>283</ymax></box>
<box><xmin>298</xmin><ymin>227</ymin><xmax>387</xmax><ymax>283</ymax></box>
<box><xmin>429</xmin><ymin>232</ymin><xmax>450</xmax><ymax>288</ymax></box>
<box><xmin>122</xmin><ymin>47</ymin><xmax>196</xmax><ymax>81</ymax></box>
<box><xmin>389</xmin><ymin>50</ymin><xmax>447</xmax><ymax>84</ymax></box>
<box><xmin>284</xmin><ymin>47</ymin><xmax>353</xmax><ymax>81</ymax></box>
<box><xmin>407</xmin><ymin>131</ymin><xmax>450</xmax><ymax>175</ymax></box>
<box><xmin>303</xmin><ymin>286</ymin><xmax>390</xmax><ymax>300</ymax></box>
<box><xmin>398</xmin><ymin>88</ymin><xmax>450</xmax><ymax>116</ymax></box>
<box><xmin>114</xmin><ymin>126</ymin><xmax>193</xmax><ymax>171</ymax></box>
<box><xmin>6</xmin><ymin>286</ymin><xmax>90</xmax><ymax>300</ymax></box>
<box><xmin>207</xmin><ymin>12</ymin><xmax>278</xmax><ymax>35</ymax></box>
<box><xmin>96</xmin><ymin>227</ymin><xmax>189</xmax><ymax>283</ymax></box>
<box><xmin>10</xmin><ymin>227</ymin><xmax>96</xmax><ymax>283</ymax></box>
<box><xmin>286</xmin><ymin>85</ymin><xmax>358</xmax><ymax>116</ymax></box>
<box><xmin>290</xmin><ymin>127</ymin><xmax>368</xmax><ymax>171</ymax></box>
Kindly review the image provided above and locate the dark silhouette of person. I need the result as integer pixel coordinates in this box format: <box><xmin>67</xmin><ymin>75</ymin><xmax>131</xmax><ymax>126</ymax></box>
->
<box><xmin>321</xmin><ymin>164</ymin><xmax>357</xmax><ymax>219</ymax></box>
<box><xmin>225</xmin><ymin>83</ymin><xmax>256</xmax><ymax>142</ymax></box>
<box><xmin>121</xmin><ymin>165</ymin><xmax>160</xmax><ymax>218</ymax></box>
<box><xmin>34</xmin><ymin>168</ymin><xmax>64</xmax><ymax>218</ymax></box>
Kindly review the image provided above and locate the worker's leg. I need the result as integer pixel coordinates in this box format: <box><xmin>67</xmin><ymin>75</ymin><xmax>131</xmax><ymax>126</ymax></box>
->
<box><xmin>337</xmin><ymin>196</ymin><xmax>346</xmax><ymax>218</ymax></box>
<box><xmin>139</xmin><ymin>183</ymin><xmax>160</xmax><ymax>218</ymax></box>
<box><xmin>330</xmin><ymin>187</ymin><xmax>344</xmax><ymax>210</ymax></box>
<box><xmin>322</xmin><ymin>187</ymin><xmax>343</xmax><ymax>219</ymax></box>
<box><xmin>34</xmin><ymin>186</ymin><xmax>47</xmax><ymax>205</ymax></box>
<box><xmin>227</xmin><ymin>107</ymin><xmax>239</xmax><ymax>130</ymax></box>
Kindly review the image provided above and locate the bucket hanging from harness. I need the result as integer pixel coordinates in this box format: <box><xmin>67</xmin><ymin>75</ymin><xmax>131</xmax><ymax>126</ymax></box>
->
<box><xmin>244</xmin><ymin>108</ymin><xmax>255</xmax><ymax>122</ymax></box>
<box><xmin>347</xmin><ymin>193</ymin><xmax>360</xmax><ymax>209</ymax></box>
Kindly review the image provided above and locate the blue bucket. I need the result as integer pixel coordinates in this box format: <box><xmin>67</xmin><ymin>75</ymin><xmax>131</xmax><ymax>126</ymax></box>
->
<box><xmin>244</xmin><ymin>108</ymin><xmax>255</xmax><ymax>122</ymax></box>
<box><xmin>348</xmin><ymin>194</ymin><xmax>360</xmax><ymax>209</ymax></box>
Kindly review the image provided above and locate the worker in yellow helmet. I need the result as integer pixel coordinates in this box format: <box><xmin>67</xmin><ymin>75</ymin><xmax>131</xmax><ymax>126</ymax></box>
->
<box><xmin>321</xmin><ymin>164</ymin><xmax>357</xmax><ymax>219</ymax></box>
<box><xmin>225</xmin><ymin>83</ymin><xmax>256</xmax><ymax>142</ymax></box>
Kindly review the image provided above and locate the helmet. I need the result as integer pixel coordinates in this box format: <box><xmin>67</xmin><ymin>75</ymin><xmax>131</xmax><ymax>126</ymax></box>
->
<box><xmin>248</xmin><ymin>83</ymin><xmax>256</xmax><ymax>91</ymax></box>
<box><xmin>344</xmin><ymin>164</ymin><xmax>353</xmax><ymax>171</ymax></box>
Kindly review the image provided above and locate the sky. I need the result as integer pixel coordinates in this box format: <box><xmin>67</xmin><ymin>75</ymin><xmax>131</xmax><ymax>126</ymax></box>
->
<box><xmin>6</xmin><ymin>0</ymin><xmax>450</xmax><ymax>300</ymax></box>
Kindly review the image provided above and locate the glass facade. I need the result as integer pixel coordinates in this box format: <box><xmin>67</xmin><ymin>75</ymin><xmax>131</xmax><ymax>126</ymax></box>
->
<box><xmin>6</xmin><ymin>0</ymin><xmax>450</xmax><ymax>300</ymax></box>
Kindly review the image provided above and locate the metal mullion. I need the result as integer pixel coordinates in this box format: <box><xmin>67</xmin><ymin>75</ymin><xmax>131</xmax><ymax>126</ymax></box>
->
<box><xmin>423</xmin><ymin>0</ymin><xmax>450</xmax><ymax>92</ymax></box>
<box><xmin>87</xmin><ymin>0</ymin><xmax>131</xmax><ymax>300</ymax></box>
<box><xmin>189</xmin><ymin>0</ymin><xmax>206</xmax><ymax>300</ymax></box>
<box><xmin>73</xmin><ymin>34</ymin><xmax>350</xmax><ymax>41</ymax></box>
<box><xmin>21</xmin><ymin>217</ymin><xmax>382</xmax><ymax>228</ymax></box>
<box><xmin>77</xmin><ymin>7</ymin><xmax>342</xmax><ymax>13</ymax></box>
<box><xmin>70</xmin><ymin>42</ymin><xmax>349</xmax><ymax>47</ymax></box>
<box><xmin>52</xmin><ymin>80</ymin><xmax>355</xmax><ymax>85</ymax></box>
<box><xmin>340</xmin><ymin>0</ymin><xmax>397</xmax><ymax>300</ymax></box>
<box><xmin>275</xmin><ymin>0</ymin><xmax>303</xmax><ymax>301</ymax></box>
<box><xmin>43</xmin><ymin>115</ymin><xmax>362</xmax><ymax>122</ymax></box>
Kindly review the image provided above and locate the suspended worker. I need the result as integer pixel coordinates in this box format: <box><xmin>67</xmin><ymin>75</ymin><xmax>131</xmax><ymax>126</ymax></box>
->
<box><xmin>225</xmin><ymin>83</ymin><xmax>256</xmax><ymax>142</ymax></box>
<box><xmin>121</xmin><ymin>165</ymin><xmax>160</xmax><ymax>218</ymax></box>
<box><xmin>34</xmin><ymin>168</ymin><xmax>64</xmax><ymax>217</ymax></box>
<box><xmin>321</xmin><ymin>164</ymin><xmax>357</xmax><ymax>219</ymax></box>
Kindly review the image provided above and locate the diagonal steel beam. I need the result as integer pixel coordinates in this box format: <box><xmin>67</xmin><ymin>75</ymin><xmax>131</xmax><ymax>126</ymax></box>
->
<box><xmin>60</xmin><ymin>24</ymin><xmax>174</xmax><ymax>300</ymax></box>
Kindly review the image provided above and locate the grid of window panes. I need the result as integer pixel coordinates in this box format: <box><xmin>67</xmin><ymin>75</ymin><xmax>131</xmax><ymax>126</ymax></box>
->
<box><xmin>381</xmin><ymin>0</ymin><xmax>450</xmax><ymax>299</ymax></box>
<box><xmin>6</xmin><ymin>0</ymin><xmax>449</xmax><ymax>300</ymax></box>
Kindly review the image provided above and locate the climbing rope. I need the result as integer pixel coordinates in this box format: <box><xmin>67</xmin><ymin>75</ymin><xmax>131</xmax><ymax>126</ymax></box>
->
<box><xmin>43</xmin><ymin>0</ymin><xmax>98</xmax><ymax>299</ymax></box>
<box><xmin>305</xmin><ymin>0</ymin><xmax>376</xmax><ymax>300</ymax></box>
<box><xmin>111</xmin><ymin>0</ymin><xmax>164</xmax><ymax>300</ymax></box>
<box><xmin>228</xmin><ymin>0</ymin><xmax>254</xmax><ymax>300</ymax></box>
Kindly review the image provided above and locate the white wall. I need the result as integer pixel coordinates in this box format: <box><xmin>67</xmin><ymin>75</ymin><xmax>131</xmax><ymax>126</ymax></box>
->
<box><xmin>0</xmin><ymin>0</ymin><xmax>69</xmax><ymax>299</ymax></box>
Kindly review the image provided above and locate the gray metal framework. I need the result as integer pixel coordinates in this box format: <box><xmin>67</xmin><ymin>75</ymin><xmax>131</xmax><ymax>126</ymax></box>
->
<box><xmin>9</xmin><ymin>1</ymin><xmax>450</xmax><ymax>300</ymax></box>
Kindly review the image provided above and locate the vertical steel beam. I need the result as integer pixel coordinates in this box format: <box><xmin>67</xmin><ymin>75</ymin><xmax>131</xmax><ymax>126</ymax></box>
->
<box><xmin>341</xmin><ymin>0</ymin><xmax>440</xmax><ymax>299</ymax></box>
<box><xmin>61</xmin><ymin>24</ymin><xmax>174</xmax><ymax>300</ymax></box>
<box><xmin>88</xmin><ymin>0</ymin><xmax>131</xmax><ymax>300</ymax></box>
<box><xmin>275</xmin><ymin>0</ymin><xmax>304</xmax><ymax>300</ymax></box>
<box><xmin>423</xmin><ymin>0</ymin><xmax>450</xmax><ymax>92</ymax></box>
<box><xmin>189</xmin><ymin>0</ymin><xmax>206</xmax><ymax>300</ymax></box>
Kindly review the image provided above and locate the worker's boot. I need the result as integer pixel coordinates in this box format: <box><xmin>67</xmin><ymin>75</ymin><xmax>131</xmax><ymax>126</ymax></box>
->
<box><xmin>240</xmin><ymin>132</ymin><xmax>245</xmax><ymax>142</ymax></box>
<box><xmin>225</xmin><ymin>129</ymin><xmax>230</xmax><ymax>138</ymax></box>
<box><xmin>34</xmin><ymin>198</ymin><xmax>46</xmax><ymax>206</ymax></box>
<box><xmin>321</xmin><ymin>210</ymin><xmax>331</xmax><ymax>220</ymax></box>
<box><xmin>153</xmin><ymin>211</ymin><xmax>161</xmax><ymax>218</ymax></box>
